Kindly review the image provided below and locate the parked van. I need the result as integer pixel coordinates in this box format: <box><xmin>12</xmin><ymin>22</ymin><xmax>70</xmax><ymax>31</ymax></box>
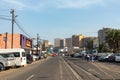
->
<box><xmin>0</xmin><ymin>49</ymin><xmax>27</xmax><ymax>67</ymax></box>
<box><xmin>0</xmin><ymin>52</ymin><xmax>16</xmax><ymax>71</ymax></box>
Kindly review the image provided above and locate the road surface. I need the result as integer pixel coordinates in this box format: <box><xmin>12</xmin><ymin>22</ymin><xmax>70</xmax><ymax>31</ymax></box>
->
<box><xmin>0</xmin><ymin>56</ymin><xmax>120</xmax><ymax>80</ymax></box>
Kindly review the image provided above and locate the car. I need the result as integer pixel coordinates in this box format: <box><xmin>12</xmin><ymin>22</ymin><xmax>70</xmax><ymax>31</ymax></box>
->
<box><xmin>74</xmin><ymin>53</ymin><xmax>81</xmax><ymax>58</ymax></box>
<box><xmin>81</xmin><ymin>51</ymin><xmax>87</xmax><ymax>58</ymax></box>
<box><xmin>26</xmin><ymin>53</ymin><xmax>33</xmax><ymax>64</ymax></box>
<box><xmin>115</xmin><ymin>53</ymin><xmax>120</xmax><ymax>62</ymax></box>
<box><xmin>108</xmin><ymin>54</ymin><xmax>116</xmax><ymax>62</ymax></box>
<box><xmin>98</xmin><ymin>53</ymin><xmax>113</xmax><ymax>61</ymax></box>
<box><xmin>52</xmin><ymin>53</ymin><xmax>58</xmax><ymax>57</ymax></box>
<box><xmin>32</xmin><ymin>54</ymin><xmax>39</xmax><ymax>61</ymax></box>
<box><xmin>0</xmin><ymin>52</ymin><xmax>16</xmax><ymax>71</ymax></box>
<box><xmin>38</xmin><ymin>53</ymin><xmax>44</xmax><ymax>59</ymax></box>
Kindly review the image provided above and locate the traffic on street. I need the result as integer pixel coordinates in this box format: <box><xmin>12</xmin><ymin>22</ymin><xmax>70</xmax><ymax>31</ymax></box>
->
<box><xmin>0</xmin><ymin>54</ymin><xmax>120</xmax><ymax>80</ymax></box>
<box><xmin>1</xmin><ymin>1</ymin><xmax>120</xmax><ymax>80</ymax></box>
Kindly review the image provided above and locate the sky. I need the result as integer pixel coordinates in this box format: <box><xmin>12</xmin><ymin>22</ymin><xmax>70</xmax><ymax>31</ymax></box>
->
<box><xmin>0</xmin><ymin>0</ymin><xmax>120</xmax><ymax>44</ymax></box>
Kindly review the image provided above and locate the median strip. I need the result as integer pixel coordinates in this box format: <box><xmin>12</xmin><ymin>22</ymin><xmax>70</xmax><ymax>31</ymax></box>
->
<box><xmin>63</xmin><ymin>58</ymin><xmax>83</xmax><ymax>80</ymax></box>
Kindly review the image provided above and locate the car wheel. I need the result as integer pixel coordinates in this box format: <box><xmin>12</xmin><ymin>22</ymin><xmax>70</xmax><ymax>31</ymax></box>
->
<box><xmin>0</xmin><ymin>63</ymin><xmax>4</xmax><ymax>71</ymax></box>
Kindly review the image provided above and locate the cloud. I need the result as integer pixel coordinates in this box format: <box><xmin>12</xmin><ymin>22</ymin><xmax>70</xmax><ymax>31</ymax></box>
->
<box><xmin>1</xmin><ymin>0</ymin><xmax>26</xmax><ymax>10</ymax></box>
<box><xmin>0</xmin><ymin>0</ymin><xmax>112</xmax><ymax>11</ymax></box>
<box><xmin>55</xmin><ymin>0</ymin><xmax>103</xmax><ymax>9</ymax></box>
<box><xmin>26</xmin><ymin>0</ymin><xmax>104</xmax><ymax>11</ymax></box>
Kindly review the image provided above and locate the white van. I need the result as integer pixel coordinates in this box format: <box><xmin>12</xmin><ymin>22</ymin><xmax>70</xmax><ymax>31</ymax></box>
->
<box><xmin>0</xmin><ymin>52</ymin><xmax>16</xmax><ymax>71</ymax></box>
<box><xmin>0</xmin><ymin>49</ymin><xmax>27</xmax><ymax>67</ymax></box>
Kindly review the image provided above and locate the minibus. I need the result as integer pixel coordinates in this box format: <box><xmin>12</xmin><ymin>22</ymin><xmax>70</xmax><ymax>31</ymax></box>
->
<box><xmin>0</xmin><ymin>52</ymin><xmax>16</xmax><ymax>71</ymax></box>
<box><xmin>0</xmin><ymin>49</ymin><xmax>27</xmax><ymax>67</ymax></box>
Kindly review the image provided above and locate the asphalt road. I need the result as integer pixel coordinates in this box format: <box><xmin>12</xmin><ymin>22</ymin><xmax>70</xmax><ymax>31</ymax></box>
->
<box><xmin>0</xmin><ymin>56</ymin><xmax>120</xmax><ymax>80</ymax></box>
<box><xmin>0</xmin><ymin>57</ymin><xmax>78</xmax><ymax>80</ymax></box>
<box><xmin>64</xmin><ymin>56</ymin><xmax>120</xmax><ymax>80</ymax></box>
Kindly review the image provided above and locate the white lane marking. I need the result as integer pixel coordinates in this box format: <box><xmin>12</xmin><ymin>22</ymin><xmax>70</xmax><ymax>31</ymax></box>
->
<box><xmin>26</xmin><ymin>75</ymin><xmax>34</xmax><ymax>80</ymax></box>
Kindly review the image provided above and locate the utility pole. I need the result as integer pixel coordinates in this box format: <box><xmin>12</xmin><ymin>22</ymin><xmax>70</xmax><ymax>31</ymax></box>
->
<box><xmin>5</xmin><ymin>32</ymin><xmax>8</xmax><ymax>49</ymax></box>
<box><xmin>37</xmin><ymin>34</ymin><xmax>39</xmax><ymax>54</ymax></box>
<box><xmin>10</xmin><ymin>9</ymin><xmax>15</xmax><ymax>48</ymax></box>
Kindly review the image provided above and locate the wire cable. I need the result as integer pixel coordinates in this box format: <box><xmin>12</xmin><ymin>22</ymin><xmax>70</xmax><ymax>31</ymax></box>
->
<box><xmin>0</xmin><ymin>15</ymin><xmax>11</xmax><ymax>17</ymax></box>
<box><xmin>14</xmin><ymin>20</ymin><xmax>32</xmax><ymax>38</ymax></box>
<box><xmin>0</xmin><ymin>16</ymin><xmax>11</xmax><ymax>21</ymax></box>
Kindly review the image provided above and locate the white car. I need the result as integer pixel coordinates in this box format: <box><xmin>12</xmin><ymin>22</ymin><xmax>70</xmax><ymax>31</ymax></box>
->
<box><xmin>115</xmin><ymin>53</ymin><xmax>120</xmax><ymax>62</ymax></box>
<box><xmin>32</xmin><ymin>55</ymin><xmax>39</xmax><ymax>61</ymax></box>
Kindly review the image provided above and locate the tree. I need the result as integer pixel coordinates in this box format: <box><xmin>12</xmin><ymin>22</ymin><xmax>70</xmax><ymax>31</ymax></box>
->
<box><xmin>105</xmin><ymin>29</ymin><xmax>120</xmax><ymax>53</ymax></box>
<box><xmin>98</xmin><ymin>43</ymin><xmax>111</xmax><ymax>53</ymax></box>
<box><xmin>86</xmin><ymin>40</ymin><xmax>93</xmax><ymax>50</ymax></box>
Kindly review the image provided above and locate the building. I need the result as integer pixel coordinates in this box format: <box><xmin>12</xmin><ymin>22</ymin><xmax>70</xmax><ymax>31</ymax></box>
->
<box><xmin>54</xmin><ymin>38</ymin><xmax>61</xmax><ymax>48</ymax></box>
<box><xmin>65</xmin><ymin>38</ymin><xmax>72</xmax><ymax>48</ymax></box>
<box><xmin>0</xmin><ymin>33</ymin><xmax>32</xmax><ymax>53</ymax></box>
<box><xmin>81</xmin><ymin>36</ymin><xmax>95</xmax><ymax>50</ymax></box>
<box><xmin>60</xmin><ymin>39</ymin><xmax>66</xmax><ymax>49</ymax></box>
<box><xmin>42</xmin><ymin>40</ymin><xmax>49</xmax><ymax>51</ymax></box>
<box><xmin>72</xmin><ymin>34</ymin><xmax>85</xmax><ymax>48</ymax></box>
<box><xmin>98</xmin><ymin>28</ymin><xmax>112</xmax><ymax>45</ymax></box>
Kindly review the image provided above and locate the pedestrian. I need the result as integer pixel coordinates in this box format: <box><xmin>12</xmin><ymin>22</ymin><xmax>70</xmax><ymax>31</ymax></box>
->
<box><xmin>86</xmin><ymin>54</ymin><xmax>90</xmax><ymax>61</ymax></box>
<box><xmin>89</xmin><ymin>54</ymin><xmax>94</xmax><ymax>63</ymax></box>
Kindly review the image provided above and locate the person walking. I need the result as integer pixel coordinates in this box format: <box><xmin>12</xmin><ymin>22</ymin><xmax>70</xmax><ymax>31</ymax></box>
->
<box><xmin>86</xmin><ymin>54</ymin><xmax>90</xmax><ymax>61</ymax></box>
<box><xmin>89</xmin><ymin>54</ymin><xmax>94</xmax><ymax>63</ymax></box>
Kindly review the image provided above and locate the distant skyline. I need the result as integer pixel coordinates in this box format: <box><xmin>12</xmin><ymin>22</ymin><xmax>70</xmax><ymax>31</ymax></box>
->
<box><xmin>0</xmin><ymin>0</ymin><xmax>120</xmax><ymax>44</ymax></box>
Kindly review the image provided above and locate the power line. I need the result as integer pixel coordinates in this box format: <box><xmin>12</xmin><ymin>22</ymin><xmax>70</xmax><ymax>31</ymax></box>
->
<box><xmin>14</xmin><ymin>20</ymin><xmax>32</xmax><ymax>38</ymax></box>
<box><xmin>0</xmin><ymin>9</ymin><xmax>10</xmax><ymax>11</ymax></box>
<box><xmin>0</xmin><ymin>16</ymin><xmax>11</xmax><ymax>21</ymax></box>
<box><xmin>0</xmin><ymin>15</ymin><xmax>11</xmax><ymax>17</ymax></box>
<box><xmin>0</xmin><ymin>9</ymin><xmax>33</xmax><ymax>39</ymax></box>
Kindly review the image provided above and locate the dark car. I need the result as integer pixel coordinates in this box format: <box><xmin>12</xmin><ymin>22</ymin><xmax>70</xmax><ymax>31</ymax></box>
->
<box><xmin>26</xmin><ymin>53</ymin><xmax>33</xmax><ymax>64</ymax></box>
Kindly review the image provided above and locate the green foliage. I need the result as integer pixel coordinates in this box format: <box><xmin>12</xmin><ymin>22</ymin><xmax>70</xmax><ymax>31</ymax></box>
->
<box><xmin>105</xmin><ymin>29</ymin><xmax>120</xmax><ymax>53</ymax></box>
<box><xmin>98</xmin><ymin>43</ymin><xmax>111</xmax><ymax>53</ymax></box>
<box><xmin>86</xmin><ymin>40</ymin><xmax>93</xmax><ymax>50</ymax></box>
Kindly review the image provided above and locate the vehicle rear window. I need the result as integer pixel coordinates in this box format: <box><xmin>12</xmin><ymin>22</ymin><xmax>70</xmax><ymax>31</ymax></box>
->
<box><xmin>22</xmin><ymin>52</ymin><xmax>26</xmax><ymax>57</ymax></box>
<box><xmin>13</xmin><ymin>52</ymin><xmax>20</xmax><ymax>57</ymax></box>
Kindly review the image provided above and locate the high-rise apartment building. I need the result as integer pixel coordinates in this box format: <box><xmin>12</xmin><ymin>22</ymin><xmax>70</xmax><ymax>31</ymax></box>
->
<box><xmin>72</xmin><ymin>34</ymin><xmax>85</xmax><ymax>48</ymax></box>
<box><xmin>98</xmin><ymin>28</ymin><xmax>112</xmax><ymax>45</ymax></box>
<box><xmin>81</xmin><ymin>37</ymin><xmax>95</xmax><ymax>49</ymax></box>
<box><xmin>54</xmin><ymin>38</ymin><xmax>61</xmax><ymax>48</ymax></box>
<box><xmin>65</xmin><ymin>38</ymin><xmax>72</xmax><ymax>48</ymax></box>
